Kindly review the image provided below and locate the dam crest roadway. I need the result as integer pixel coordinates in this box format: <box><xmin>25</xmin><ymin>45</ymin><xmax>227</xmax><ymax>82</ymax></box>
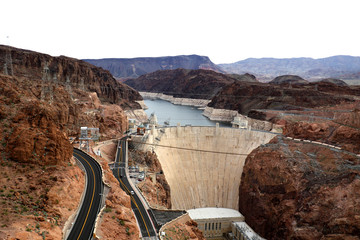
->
<box><xmin>132</xmin><ymin>124</ymin><xmax>278</xmax><ymax>210</ymax></box>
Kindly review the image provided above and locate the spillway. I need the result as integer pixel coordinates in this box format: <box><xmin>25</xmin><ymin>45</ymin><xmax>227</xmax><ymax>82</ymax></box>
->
<box><xmin>142</xmin><ymin>126</ymin><xmax>277</xmax><ymax>210</ymax></box>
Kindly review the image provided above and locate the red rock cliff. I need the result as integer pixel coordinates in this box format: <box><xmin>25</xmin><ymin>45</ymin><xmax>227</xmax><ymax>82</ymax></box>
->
<box><xmin>239</xmin><ymin>136</ymin><xmax>360</xmax><ymax>239</ymax></box>
<box><xmin>0</xmin><ymin>45</ymin><xmax>142</xmax><ymax>109</ymax></box>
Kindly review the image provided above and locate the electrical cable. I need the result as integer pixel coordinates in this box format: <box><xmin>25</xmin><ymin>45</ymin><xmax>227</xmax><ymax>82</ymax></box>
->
<box><xmin>128</xmin><ymin>139</ymin><xmax>360</xmax><ymax>159</ymax></box>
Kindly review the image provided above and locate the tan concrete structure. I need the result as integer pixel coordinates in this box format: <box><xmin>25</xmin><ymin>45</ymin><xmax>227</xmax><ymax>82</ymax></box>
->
<box><xmin>143</xmin><ymin>126</ymin><xmax>276</xmax><ymax>210</ymax></box>
<box><xmin>231</xmin><ymin>221</ymin><xmax>265</xmax><ymax>240</ymax></box>
<box><xmin>188</xmin><ymin>208</ymin><xmax>245</xmax><ymax>239</ymax></box>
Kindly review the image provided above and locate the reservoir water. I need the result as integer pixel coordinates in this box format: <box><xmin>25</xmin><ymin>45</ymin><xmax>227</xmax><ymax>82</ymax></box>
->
<box><xmin>144</xmin><ymin>99</ymin><xmax>230</xmax><ymax>127</ymax></box>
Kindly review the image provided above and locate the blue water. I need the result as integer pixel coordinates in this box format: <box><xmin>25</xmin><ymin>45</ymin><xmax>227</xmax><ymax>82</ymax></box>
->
<box><xmin>144</xmin><ymin>99</ymin><xmax>230</xmax><ymax>127</ymax></box>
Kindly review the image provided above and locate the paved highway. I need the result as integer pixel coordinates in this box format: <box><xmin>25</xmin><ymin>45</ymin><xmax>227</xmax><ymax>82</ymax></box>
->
<box><xmin>67</xmin><ymin>148</ymin><xmax>104</xmax><ymax>240</ymax></box>
<box><xmin>113</xmin><ymin>136</ymin><xmax>157</xmax><ymax>238</ymax></box>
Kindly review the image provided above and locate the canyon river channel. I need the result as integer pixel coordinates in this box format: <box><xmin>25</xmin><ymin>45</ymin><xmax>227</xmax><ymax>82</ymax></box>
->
<box><xmin>143</xmin><ymin>99</ymin><xmax>230</xmax><ymax>127</ymax></box>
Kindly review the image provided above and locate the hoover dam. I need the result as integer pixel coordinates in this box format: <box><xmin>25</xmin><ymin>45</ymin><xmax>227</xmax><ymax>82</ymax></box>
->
<box><xmin>141</xmin><ymin>125</ymin><xmax>277</xmax><ymax>210</ymax></box>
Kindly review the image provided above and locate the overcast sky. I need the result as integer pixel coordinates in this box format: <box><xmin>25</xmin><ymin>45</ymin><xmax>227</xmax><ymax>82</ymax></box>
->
<box><xmin>1</xmin><ymin>0</ymin><xmax>359</xmax><ymax>64</ymax></box>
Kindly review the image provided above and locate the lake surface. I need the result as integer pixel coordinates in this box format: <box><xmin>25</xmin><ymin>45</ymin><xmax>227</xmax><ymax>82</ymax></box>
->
<box><xmin>144</xmin><ymin>99</ymin><xmax>230</xmax><ymax>127</ymax></box>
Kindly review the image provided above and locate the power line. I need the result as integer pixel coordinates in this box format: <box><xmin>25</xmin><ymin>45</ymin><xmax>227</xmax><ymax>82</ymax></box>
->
<box><xmin>129</xmin><ymin>139</ymin><xmax>360</xmax><ymax>159</ymax></box>
<box><xmin>130</xmin><ymin>140</ymin><xmax>248</xmax><ymax>156</ymax></box>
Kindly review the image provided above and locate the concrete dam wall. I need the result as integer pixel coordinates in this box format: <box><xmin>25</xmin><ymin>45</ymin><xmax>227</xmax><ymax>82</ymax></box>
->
<box><xmin>144</xmin><ymin>126</ymin><xmax>277</xmax><ymax>210</ymax></box>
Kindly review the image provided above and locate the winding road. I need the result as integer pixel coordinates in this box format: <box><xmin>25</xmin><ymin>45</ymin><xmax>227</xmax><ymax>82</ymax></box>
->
<box><xmin>67</xmin><ymin>148</ymin><xmax>104</xmax><ymax>240</ymax></box>
<box><xmin>112</xmin><ymin>136</ymin><xmax>157</xmax><ymax>238</ymax></box>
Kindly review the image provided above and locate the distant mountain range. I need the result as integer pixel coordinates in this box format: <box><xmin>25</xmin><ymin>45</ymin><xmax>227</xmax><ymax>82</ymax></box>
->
<box><xmin>84</xmin><ymin>55</ymin><xmax>224</xmax><ymax>80</ymax></box>
<box><xmin>219</xmin><ymin>56</ymin><xmax>360</xmax><ymax>81</ymax></box>
<box><xmin>84</xmin><ymin>55</ymin><xmax>360</xmax><ymax>82</ymax></box>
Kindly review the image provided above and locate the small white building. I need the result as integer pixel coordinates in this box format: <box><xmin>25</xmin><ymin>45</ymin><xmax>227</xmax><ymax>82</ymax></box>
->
<box><xmin>128</xmin><ymin>119</ymin><xmax>137</xmax><ymax>129</ymax></box>
<box><xmin>187</xmin><ymin>208</ymin><xmax>245</xmax><ymax>239</ymax></box>
<box><xmin>231</xmin><ymin>116</ymin><xmax>248</xmax><ymax>129</ymax></box>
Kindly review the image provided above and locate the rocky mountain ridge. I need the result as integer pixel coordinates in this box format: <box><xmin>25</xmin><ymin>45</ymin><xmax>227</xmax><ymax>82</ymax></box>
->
<box><xmin>85</xmin><ymin>54</ymin><xmax>360</xmax><ymax>82</ymax></box>
<box><xmin>208</xmin><ymin>80</ymin><xmax>360</xmax><ymax>119</ymax></box>
<box><xmin>220</xmin><ymin>55</ymin><xmax>360</xmax><ymax>81</ymax></box>
<box><xmin>0</xmin><ymin>45</ymin><xmax>142</xmax><ymax>109</ymax></box>
<box><xmin>124</xmin><ymin>68</ymin><xmax>238</xmax><ymax>99</ymax></box>
<box><xmin>84</xmin><ymin>55</ymin><xmax>224</xmax><ymax>80</ymax></box>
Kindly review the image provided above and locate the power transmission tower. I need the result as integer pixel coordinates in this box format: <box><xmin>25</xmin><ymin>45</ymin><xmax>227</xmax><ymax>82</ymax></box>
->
<box><xmin>3</xmin><ymin>46</ymin><xmax>13</xmax><ymax>76</ymax></box>
<box><xmin>53</xmin><ymin>73</ymin><xmax>58</xmax><ymax>84</ymax></box>
<box><xmin>79</xmin><ymin>127</ymin><xmax>100</xmax><ymax>152</ymax></box>
<box><xmin>79</xmin><ymin>77</ymin><xmax>85</xmax><ymax>91</ymax></box>
<box><xmin>40</xmin><ymin>62</ymin><xmax>53</xmax><ymax>104</ymax></box>
<box><xmin>65</xmin><ymin>76</ymin><xmax>73</xmax><ymax>99</ymax></box>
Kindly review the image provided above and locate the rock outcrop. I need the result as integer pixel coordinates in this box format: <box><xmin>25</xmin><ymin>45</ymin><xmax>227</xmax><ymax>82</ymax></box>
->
<box><xmin>269</xmin><ymin>75</ymin><xmax>308</xmax><ymax>85</ymax></box>
<box><xmin>0</xmin><ymin>74</ymin><xmax>73</xmax><ymax>166</ymax></box>
<box><xmin>128</xmin><ymin>150</ymin><xmax>171</xmax><ymax>209</ymax></box>
<box><xmin>0</xmin><ymin>45</ymin><xmax>142</xmax><ymax>109</ymax></box>
<box><xmin>318</xmin><ymin>78</ymin><xmax>348</xmax><ymax>86</ymax></box>
<box><xmin>84</xmin><ymin>55</ymin><xmax>224</xmax><ymax>79</ymax></box>
<box><xmin>227</xmin><ymin>73</ymin><xmax>258</xmax><ymax>82</ymax></box>
<box><xmin>161</xmin><ymin>214</ymin><xmax>205</xmax><ymax>240</ymax></box>
<box><xmin>124</xmin><ymin>68</ymin><xmax>236</xmax><ymax>99</ymax></box>
<box><xmin>239</xmin><ymin>106</ymin><xmax>360</xmax><ymax>239</ymax></box>
<box><xmin>239</xmin><ymin>136</ymin><xmax>360</xmax><ymax>239</ymax></box>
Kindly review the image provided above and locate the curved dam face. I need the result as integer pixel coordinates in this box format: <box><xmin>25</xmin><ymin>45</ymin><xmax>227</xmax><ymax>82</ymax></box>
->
<box><xmin>145</xmin><ymin>126</ymin><xmax>277</xmax><ymax>210</ymax></box>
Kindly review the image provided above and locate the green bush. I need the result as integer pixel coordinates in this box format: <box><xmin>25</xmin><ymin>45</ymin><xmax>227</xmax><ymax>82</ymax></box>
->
<box><xmin>104</xmin><ymin>207</ymin><xmax>112</xmax><ymax>213</ymax></box>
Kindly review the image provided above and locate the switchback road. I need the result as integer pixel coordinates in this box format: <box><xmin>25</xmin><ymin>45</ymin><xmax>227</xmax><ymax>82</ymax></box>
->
<box><xmin>67</xmin><ymin>148</ymin><xmax>104</xmax><ymax>240</ymax></box>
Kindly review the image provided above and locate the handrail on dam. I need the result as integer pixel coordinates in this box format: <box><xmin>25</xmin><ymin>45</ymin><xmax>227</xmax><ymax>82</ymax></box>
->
<box><xmin>142</xmin><ymin>124</ymin><xmax>281</xmax><ymax>135</ymax></box>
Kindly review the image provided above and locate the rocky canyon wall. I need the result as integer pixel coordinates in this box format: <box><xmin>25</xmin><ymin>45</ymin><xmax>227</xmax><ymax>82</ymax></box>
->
<box><xmin>239</xmin><ymin>136</ymin><xmax>360</xmax><ymax>239</ymax></box>
<box><xmin>0</xmin><ymin>45</ymin><xmax>142</xmax><ymax>109</ymax></box>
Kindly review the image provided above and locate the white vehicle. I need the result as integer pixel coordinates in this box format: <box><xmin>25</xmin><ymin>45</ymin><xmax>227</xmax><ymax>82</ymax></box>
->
<box><xmin>130</xmin><ymin>190</ymin><xmax>134</xmax><ymax>195</ymax></box>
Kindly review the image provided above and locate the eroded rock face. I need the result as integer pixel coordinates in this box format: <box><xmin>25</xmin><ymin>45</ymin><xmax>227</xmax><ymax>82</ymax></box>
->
<box><xmin>0</xmin><ymin>156</ymin><xmax>85</xmax><ymax>240</ymax></box>
<box><xmin>0</xmin><ymin>45</ymin><xmax>142</xmax><ymax>109</ymax></box>
<box><xmin>239</xmin><ymin>136</ymin><xmax>360</xmax><ymax>239</ymax></box>
<box><xmin>1</xmin><ymin>74</ymin><xmax>73</xmax><ymax>166</ymax></box>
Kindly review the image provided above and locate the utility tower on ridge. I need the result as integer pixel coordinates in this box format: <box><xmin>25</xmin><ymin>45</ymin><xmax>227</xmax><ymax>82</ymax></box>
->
<box><xmin>79</xmin><ymin>77</ymin><xmax>85</xmax><ymax>91</ymax></box>
<box><xmin>65</xmin><ymin>76</ymin><xmax>73</xmax><ymax>99</ymax></box>
<box><xmin>3</xmin><ymin>46</ymin><xmax>13</xmax><ymax>76</ymax></box>
<box><xmin>40</xmin><ymin>62</ymin><xmax>54</xmax><ymax>104</ymax></box>
<box><xmin>79</xmin><ymin>127</ymin><xmax>100</xmax><ymax>152</ymax></box>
